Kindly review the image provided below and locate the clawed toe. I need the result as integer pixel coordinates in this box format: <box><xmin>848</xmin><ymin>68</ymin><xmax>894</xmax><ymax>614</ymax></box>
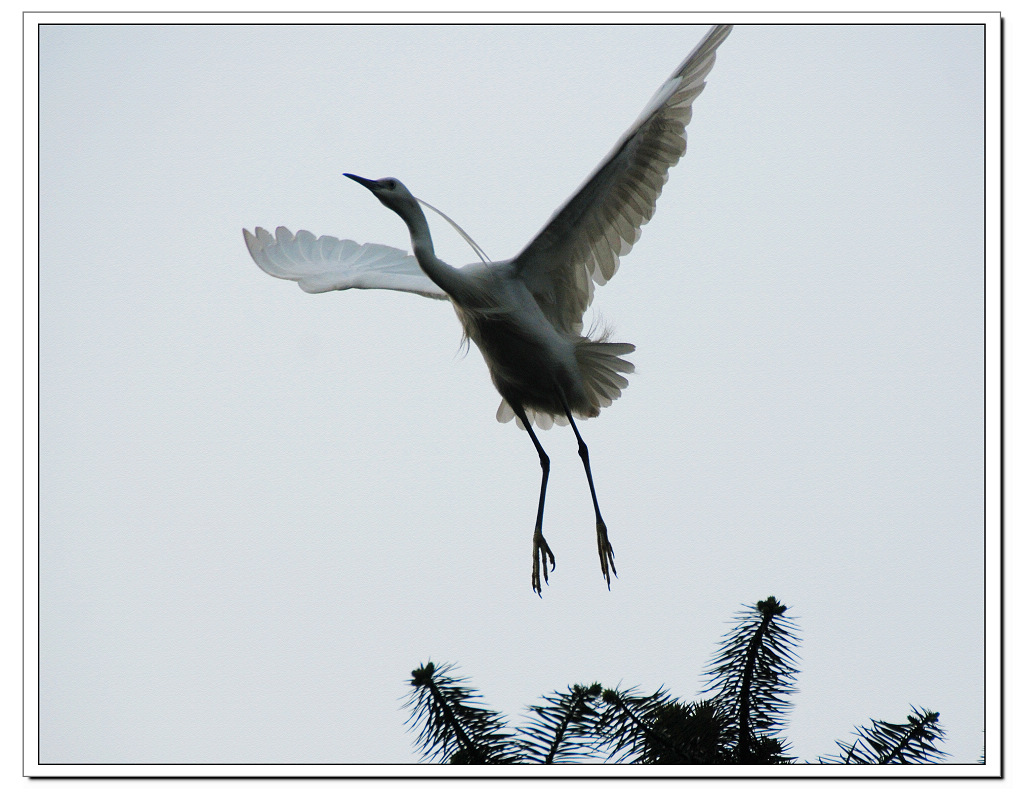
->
<box><xmin>597</xmin><ymin>520</ymin><xmax>617</xmax><ymax>590</ymax></box>
<box><xmin>532</xmin><ymin>531</ymin><xmax>556</xmax><ymax>596</ymax></box>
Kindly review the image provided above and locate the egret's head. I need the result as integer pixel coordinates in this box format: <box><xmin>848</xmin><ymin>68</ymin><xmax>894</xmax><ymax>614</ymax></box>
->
<box><xmin>344</xmin><ymin>174</ymin><xmax>416</xmax><ymax>215</ymax></box>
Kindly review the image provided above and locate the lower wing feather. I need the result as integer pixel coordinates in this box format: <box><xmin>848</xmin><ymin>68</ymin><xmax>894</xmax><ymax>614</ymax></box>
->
<box><xmin>243</xmin><ymin>226</ymin><xmax>449</xmax><ymax>299</ymax></box>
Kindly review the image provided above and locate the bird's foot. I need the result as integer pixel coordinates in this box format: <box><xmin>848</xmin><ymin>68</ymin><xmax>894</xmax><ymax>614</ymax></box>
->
<box><xmin>532</xmin><ymin>530</ymin><xmax>556</xmax><ymax>596</ymax></box>
<box><xmin>597</xmin><ymin>519</ymin><xmax>617</xmax><ymax>590</ymax></box>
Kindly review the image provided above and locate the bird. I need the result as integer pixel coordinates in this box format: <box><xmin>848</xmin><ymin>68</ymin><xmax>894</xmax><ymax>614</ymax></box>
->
<box><xmin>244</xmin><ymin>24</ymin><xmax>732</xmax><ymax>595</ymax></box>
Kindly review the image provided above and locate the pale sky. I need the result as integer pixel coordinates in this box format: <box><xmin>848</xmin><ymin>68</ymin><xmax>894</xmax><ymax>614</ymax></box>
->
<box><xmin>33</xmin><ymin>15</ymin><xmax>994</xmax><ymax>772</ymax></box>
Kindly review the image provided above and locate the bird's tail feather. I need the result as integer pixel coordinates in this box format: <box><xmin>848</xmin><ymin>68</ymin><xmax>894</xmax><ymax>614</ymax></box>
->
<box><xmin>575</xmin><ymin>337</ymin><xmax>636</xmax><ymax>418</ymax></box>
<box><xmin>495</xmin><ymin>337</ymin><xmax>635</xmax><ymax>430</ymax></box>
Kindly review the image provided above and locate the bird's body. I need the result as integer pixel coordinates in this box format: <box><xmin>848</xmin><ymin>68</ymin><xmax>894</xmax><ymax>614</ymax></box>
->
<box><xmin>244</xmin><ymin>24</ymin><xmax>732</xmax><ymax>593</ymax></box>
<box><xmin>451</xmin><ymin>261</ymin><xmax>632</xmax><ymax>424</ymax></box>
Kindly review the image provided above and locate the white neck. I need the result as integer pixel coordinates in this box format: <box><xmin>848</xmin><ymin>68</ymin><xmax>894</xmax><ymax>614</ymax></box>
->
<box><xmin>396</xmin><ymin>198</ymin><xmax>474</xmax><ymax>303</ymax></box>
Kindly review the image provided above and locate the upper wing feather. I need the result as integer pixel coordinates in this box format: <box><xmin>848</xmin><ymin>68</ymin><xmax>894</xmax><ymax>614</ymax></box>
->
<box><xmin>243</xmin><ymin>226</ymin><xmax>449</xmax><ymax>300</ymax></box>
<box><xmin>512</xmin><ymin>24</ymin><xmax>732</xmax><ymax>332</ymax></box>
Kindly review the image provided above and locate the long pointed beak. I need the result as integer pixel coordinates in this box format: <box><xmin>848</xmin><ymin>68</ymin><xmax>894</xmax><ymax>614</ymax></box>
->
<box><xmin>344</xmin><ymin>173</ymin><xmax>379</xmax><ymax>191</ymax></box>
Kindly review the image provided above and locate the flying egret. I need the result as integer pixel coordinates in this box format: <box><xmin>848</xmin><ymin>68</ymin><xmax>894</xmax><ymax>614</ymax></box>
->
<box><xmin>244</xmin><ymin>24</ymin><xmax>732</xmax><ymax>595</ymax></box>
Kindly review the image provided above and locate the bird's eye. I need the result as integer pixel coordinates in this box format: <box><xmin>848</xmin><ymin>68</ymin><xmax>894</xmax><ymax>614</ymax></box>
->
<box><xmin>385</xmin><ymin>179</ymin><xmax>397</xmax><ymax>191</ymax></box>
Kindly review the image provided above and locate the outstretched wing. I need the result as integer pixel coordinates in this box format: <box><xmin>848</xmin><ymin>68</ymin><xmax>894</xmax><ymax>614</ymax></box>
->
<box><xmin>512</xmin><ymin>24</ymin><xmax>732</xmax><ymax>333</ymax></box>
<box><xmin>243</xmin><ymin>226</ymin><xmax>449</xmax><ymax>300</ymax></box>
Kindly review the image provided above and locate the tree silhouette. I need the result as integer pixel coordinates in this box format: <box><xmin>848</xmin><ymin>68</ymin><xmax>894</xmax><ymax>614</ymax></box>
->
<box><xmin>403</xmin><ymin>596</ymin><xmax>947</xmax><ymax>765</ymax></box>
<box><xmin>406</xmin><ymin>662</ymin><xmax>520</xmax><ymax>764</ymax></box>
<box><xmin>820</xmin><ymin>706</ymin><xmax>947</xmax><ymax>764</ymax></box>
<box><xmin>703</xmin><ymin>596</ymin><xmax>798</xmax><ymax>762</ymax></box>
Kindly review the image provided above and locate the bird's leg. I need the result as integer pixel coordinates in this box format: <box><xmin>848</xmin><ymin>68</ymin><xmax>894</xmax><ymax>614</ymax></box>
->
<box><xmin>561</xmin><ymin>402</ymin><xmax>617</xmax><ymax>590</ymax></box>
<box><xmin>515</xmin><ymin>408</ymin><xmax>556</xmax><ymax>596</ymax></box>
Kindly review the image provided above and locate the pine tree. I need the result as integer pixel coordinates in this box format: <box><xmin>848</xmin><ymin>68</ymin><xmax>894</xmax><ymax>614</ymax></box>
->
<box><xmin>404</xmin><ymin>662</ymin><xmax>520</xmax><ymax>764</ymax></box>
<box><xmin>820</xmin><ymin>706</ymin><xmax>948</xmax><ymax>764</ymax></box>
<box><xmin>702</xmin><ymin>595</ymin><xmax>799</xmax><ymax>763</ymax></box>
<box><xmin>516</xmin><ymin>683</ymin><xmax>604</xmax><ymax>763</ymax></box>
<box><xmin>596</xmin><ymin>688</ymin><xmax>730</xmax><ymax>763</ymax></box>
<box><xmin>402</xmin><ymin>597</ymin><xmax>946</xmax><ymax>765</ymax></box>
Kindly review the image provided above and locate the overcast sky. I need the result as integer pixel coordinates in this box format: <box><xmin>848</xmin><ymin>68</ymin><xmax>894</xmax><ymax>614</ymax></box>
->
<box><xmin>34</xmin><ymin>16</ymin><xmax>994</xmax><ymax>772</ymax></box>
